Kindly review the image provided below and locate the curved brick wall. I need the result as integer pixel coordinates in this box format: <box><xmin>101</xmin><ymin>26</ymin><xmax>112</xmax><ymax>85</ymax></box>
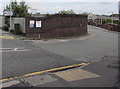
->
<box><xmin>26</xmin><ymin>14</ymin><xmax>88</xmax><ymax>39</ymax></box>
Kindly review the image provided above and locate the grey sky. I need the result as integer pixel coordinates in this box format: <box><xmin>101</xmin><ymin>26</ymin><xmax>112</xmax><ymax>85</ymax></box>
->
<box><xmin>0</xmin><ymin>0</ymin><xmax>119</xmax><ymax>15</ymax></box>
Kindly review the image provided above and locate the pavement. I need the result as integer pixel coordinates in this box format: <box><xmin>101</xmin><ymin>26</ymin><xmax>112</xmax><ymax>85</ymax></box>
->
<box><xmin>0</xmin><ymin>25</ymin><xmax>119</xmax><ymax>88</ymax></box>
<box><xmin>1</xmin><ymin>55</ymin><xmax>119</xmax><ymax>88</ymax></box>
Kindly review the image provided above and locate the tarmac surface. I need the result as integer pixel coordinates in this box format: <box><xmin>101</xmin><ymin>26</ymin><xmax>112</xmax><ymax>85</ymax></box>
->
<box><xmin>32</xmin><ymin>26</ymin><xmax>118</xmax><ymax>62</ymax></box>
<box><xmin>0</xmin><ymin>25</ymin><xmax>119</xmax><ymax>88</ymax></box>
<box><xmin>1</xmin><ymin>55</ymin><xmax>118</xmax><ymax>88</ymax></box>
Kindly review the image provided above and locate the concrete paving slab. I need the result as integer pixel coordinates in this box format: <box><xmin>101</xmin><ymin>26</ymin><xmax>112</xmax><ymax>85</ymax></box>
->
<box><xmin>1</xmin><ymin>80</ymin><xmax>20</xmax><ymax>88</ymax></box>
<box><xmin>23</xmin><ymin>75</ymin><xmax>57</xmax><ymax>86</ymax></box>
<box><xmin>10</xmin><ymin>82</ymin><xmax>31</xmax><ymax>87</ymax></box>
<box><xmin>37</xmin><ymin>80</ymin><xmax>67</xmax><ymax>87</ymax></box>
<box><xmin>54</xmin><ymin>68</ymin><xmax>100</xmax><ymax>82</ymax></box>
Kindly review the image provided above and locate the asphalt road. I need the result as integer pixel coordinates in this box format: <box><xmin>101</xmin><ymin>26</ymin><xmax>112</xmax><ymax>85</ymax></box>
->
<box><xmin>32</xmin><ymin>26</ymin><xmax>118</xmax><ymax>62</ymax></box>
<box><xmin>2</xmin><ymin>35</ymin><xmax>79</xmax><ymax>79</ymax></box>
<box><xmin>1</xmin><ymin>25</ymin><xmax>118</xmax><ymax>79</ymax></box>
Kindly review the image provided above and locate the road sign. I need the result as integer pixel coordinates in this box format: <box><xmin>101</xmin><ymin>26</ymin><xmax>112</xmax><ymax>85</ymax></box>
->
<box><xmin>3</xmin><ymin>10</ymin><xmax>13</xmax><ymax>16</ymax></box>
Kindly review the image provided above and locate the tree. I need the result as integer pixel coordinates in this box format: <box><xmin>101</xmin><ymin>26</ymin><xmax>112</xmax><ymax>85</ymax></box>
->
<box><xmin>58</xmin><ymin>10</ymin><xmax>76</xmax><ymax>14</ymax></box>
<box><xmin>4</xmin><ymin>0</ymin><xmax>31</xmax><ymax>17</ymax></box>
<box><xmin>102</xmin><ymin>19</ymin><xmax>112</xmax><ymax>24</ymax></box>
<box><xmin>3</xmin><ymin>0</ymin><xmax>31</xmax><ymax>31</ymax></box>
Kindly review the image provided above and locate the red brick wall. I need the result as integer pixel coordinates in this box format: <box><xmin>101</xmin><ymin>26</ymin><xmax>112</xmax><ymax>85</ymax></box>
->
<box><xmin>25</xmin><ymin>14</ymin><xmax>88</xmax><ymax>39</ymax></box>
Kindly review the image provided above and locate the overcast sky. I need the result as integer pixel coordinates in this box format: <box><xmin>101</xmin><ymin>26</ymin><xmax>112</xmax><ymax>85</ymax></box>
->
<box><xmin>0</xmin><ymin>0</ymin><xmax>119</xmax><ymax>15</ymax></box>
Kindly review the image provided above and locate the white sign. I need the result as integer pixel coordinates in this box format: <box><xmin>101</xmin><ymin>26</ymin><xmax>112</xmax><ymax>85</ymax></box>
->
<box><xmin>3</xmin><ymin>10</ymin><xmax>13</xmax><ymax>16</ymax></box>
<box><xmin>29</xmin><ymin>20</ymin><xmax>35</xmax><ymax>27</ymax></box>
<box><xmin>36</xmin><ymin>21</ymin><xmax>41</xmax><ymax>27</ymax></box>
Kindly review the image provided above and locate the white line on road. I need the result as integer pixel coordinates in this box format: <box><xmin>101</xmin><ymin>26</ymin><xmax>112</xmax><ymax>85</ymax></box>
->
<box><xmin>0</xmin><ymin>47</ymin><xmax>31</xmax><ymax>52</ymax></box>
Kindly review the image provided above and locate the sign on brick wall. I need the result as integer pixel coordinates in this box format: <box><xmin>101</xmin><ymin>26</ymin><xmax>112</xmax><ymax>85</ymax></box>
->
<box><xmin>36</xmin><ymin>21</ymin><xmax>41</xmax><ymax>27</ymax></box>
<box><xmin>29</xmin><ymin>20</ymin><xmax>35</xmax><ymax>28</ymax></box>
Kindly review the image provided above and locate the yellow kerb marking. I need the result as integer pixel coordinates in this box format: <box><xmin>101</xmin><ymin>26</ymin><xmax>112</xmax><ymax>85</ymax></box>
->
<box><xmin>0</xmin><ymin>63</ymin><xmax>88</xmax><ymax>82</ymax></box>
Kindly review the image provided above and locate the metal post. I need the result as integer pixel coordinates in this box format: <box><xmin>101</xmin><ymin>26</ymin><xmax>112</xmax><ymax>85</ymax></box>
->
<box><xmin>111</xmin><ymin>12</ymin><xmax>114</xmax><ymax>24</ymax></box>
<box><xmin>9</xmin><ymin>16</ymin><xmax>12</xmax><ymax>31</ymax></box>
<box><xmin>101</xmin><ymin>18</ymin><xmax>102</xmax><ymax>24</ymax></box>
<box><xmin>9</xmin><ymin>5</ymin><xmax>12</xmax><ymax>31</ymax></box>
<box><xmin>39</xmin><ymin>34</ymin><xmax>40</xmax><ymax>39</ymax></box>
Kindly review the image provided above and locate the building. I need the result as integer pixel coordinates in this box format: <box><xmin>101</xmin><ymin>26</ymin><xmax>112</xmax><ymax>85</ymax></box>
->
<box><xmin>0</xmin><ymin>16</ymin><xmax>4</xmax><ymax>28</ymax></box>
<box><xmin>25</xmin><ymin>14</ymin><xmax>88</xmax><ymax>39</ymax></box>
<box><xmin>11</xmin><ymin>17</ymin><xmax>25</xmax><ymax>33</ymax></box>
<box><xmin>10</xmin><ymin>14</ymin><xmax>88</xmax><ymax>39</ymax></box>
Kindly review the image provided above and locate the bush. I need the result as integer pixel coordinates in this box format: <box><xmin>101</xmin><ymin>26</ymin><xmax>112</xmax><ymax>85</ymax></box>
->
<box><xmin>2</xmin><ymin>25</ymin><xmax>9</xmax><ymax>31</ymax></box>
<box><xmin>102</xmin><ymin>19</ymin><xmax>112</xmax><ymax>24</ymax></box>
<box><xmin>113</xmin><ymin>20</ymin><xmax>120</xmax><ymax>25</ymax></box>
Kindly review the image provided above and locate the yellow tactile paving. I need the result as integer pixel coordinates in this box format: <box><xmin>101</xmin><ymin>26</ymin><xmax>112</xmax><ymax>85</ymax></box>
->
<box><xmin>54</xmin><ymin>68</ymin><xmax>100</xmax><ymax>81</ymax></box>
<box><xmin>0</xmin><ymin>36</ymin><xmax>14</xmax><ymax>39</ymax></box>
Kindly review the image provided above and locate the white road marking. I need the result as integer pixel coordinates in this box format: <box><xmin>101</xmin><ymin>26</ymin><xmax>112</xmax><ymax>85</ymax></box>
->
<box><xmin>0</xmin><ymin>47</ymin><xmax>31</xmax><ymax>52</ymax></box>
<box><xmin>0</xmin><ymin>47</ymin><xmax>24</xmax><ymax>50</ymax></box>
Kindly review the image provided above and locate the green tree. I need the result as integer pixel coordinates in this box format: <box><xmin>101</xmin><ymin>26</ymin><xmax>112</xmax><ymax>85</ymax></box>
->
<box><xmin>113</xmin><ymin>20</ymin><xmax>120</xmax><ymax>25</ymax></box>
<box><xmin>58</xmin><ymin>10</ymin><xmax>76</xmax><ymax>14</ymax></box>
<box><xmin>102</xmin><ymin>19</ymin><xmax>112</xmax><ymax>24</ymax></box>
<box><xmin>3</xmin><ymin>0</ymin><xmax>31</xmax><ymax>31</ymax></box>
<box><xmin>4</xmin><ymin>0</ymin><xmax>31</xmax><ymax>17</ymax></box>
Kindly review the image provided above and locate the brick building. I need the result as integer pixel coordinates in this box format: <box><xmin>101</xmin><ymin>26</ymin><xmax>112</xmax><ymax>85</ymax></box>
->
<box><xmin>25</xmin><ymin>14</ymin><xmax>88</xmax><ymax>39</ymax></box>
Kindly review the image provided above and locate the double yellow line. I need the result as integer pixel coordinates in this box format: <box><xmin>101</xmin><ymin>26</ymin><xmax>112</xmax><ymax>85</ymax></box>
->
<box><xmin>0</xmin><ymin>63</ymin><xmax>88</xmax><ymax>82</ymax></box>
